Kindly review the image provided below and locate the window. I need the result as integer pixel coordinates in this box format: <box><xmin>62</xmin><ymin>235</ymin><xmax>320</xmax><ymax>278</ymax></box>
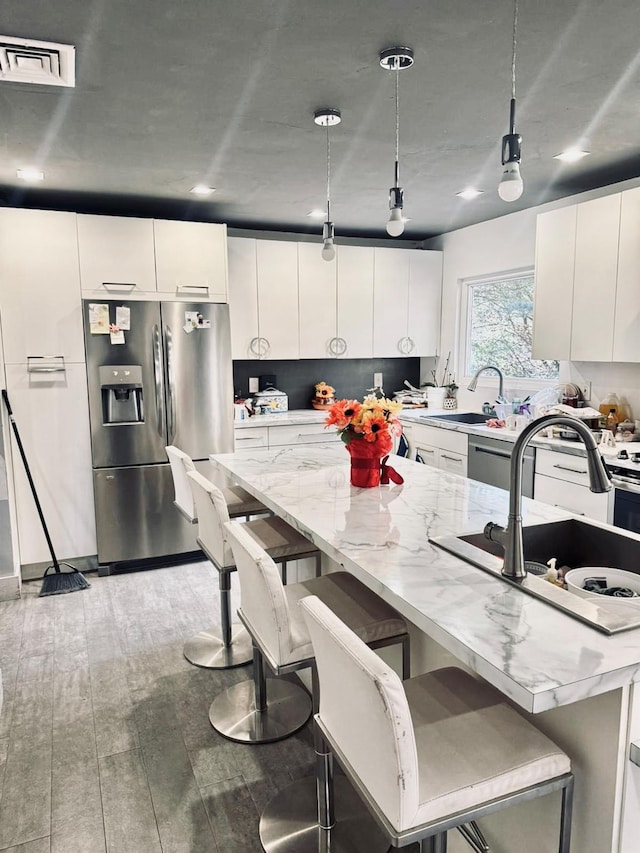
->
<box><xmin>463</xmin><ymin>270</ymin><xmax>559</xmax><ymax>382</ymax></box>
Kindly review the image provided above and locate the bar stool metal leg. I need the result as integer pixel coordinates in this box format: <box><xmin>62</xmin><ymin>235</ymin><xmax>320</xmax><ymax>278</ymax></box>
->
<box><xmin>422</xmin><ymin>833</ymin><xmax>447</xmax><ymax>853</ymax></box>
<box><xmin>209</xmin><ymin>645</ymin><xmax>312</xmax><ymax>744</ymax></box>
<box><xmin>183</xmin><ymin>568</ymin><xmax>252</xmax><ymax>669</ymax></box>
<box><xmin>259</xmin><ymin>668</ymin><xmax>390</xmax><ymax>853</ymax></box>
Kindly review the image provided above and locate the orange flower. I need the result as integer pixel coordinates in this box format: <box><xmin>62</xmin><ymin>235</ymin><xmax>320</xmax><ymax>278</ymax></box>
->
<box><xmin>361</xmin><ymin>411</ymin><xmax>389</xmax><ymax>442</ymax></box>
<box><xmin>326</xmin><ymin>399</ymin><xmax>362</xmax><ymax>429</ymax></box>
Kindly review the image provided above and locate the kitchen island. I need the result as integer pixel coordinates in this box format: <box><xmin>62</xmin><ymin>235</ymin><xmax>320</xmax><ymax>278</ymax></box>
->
<box><xmin>211</xmin><ymin>445</ymin><xmax>640</xmax><ymax>852</ymax></box>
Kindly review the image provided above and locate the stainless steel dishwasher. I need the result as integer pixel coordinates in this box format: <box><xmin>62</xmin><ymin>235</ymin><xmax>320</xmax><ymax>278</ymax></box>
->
<box><xmin>467</xmin><ymin>433</ymin><xmax>535</xmax><ymax>498</ymax></box>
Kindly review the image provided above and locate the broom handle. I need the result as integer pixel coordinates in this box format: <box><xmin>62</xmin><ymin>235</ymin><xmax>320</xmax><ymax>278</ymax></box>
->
<box><xmin>1</xmin><ymin>389</ymin><xmax>61</xmax><ymax>571</ymax></box>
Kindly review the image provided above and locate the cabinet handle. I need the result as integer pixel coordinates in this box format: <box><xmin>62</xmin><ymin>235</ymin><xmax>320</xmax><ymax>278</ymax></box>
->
<box><xmin>398</xmin><ymin>336</ymin><xmax>415</xmax><ymax>354</ymax></box>
<box><xmin>553</xmin><ymin>464</ymin><xmax>588</xmax><ymax>475</ymax></box>
<box><xmin>552</xmin><ymin>504</ymin><xmax>585</xmax><ymax>516</ymax></box>
<box><xmin>328</xmin><ymin>336</ymin><xmax>347</xmax><ymax>357</ymax></box>
<box><xmin>419</xmin><ymin>447</ymin><xmax>435</xmax><ymax>455</ymax></box>
<box><xmin>441</xmin><ymin>454</ymin><xmax>461</xmax><ymax>462</ymax></box>
<box><xmin>249</xmin><ymin>337</ymin><xmax>270</xmax><ymax>357</ymax></box>
<box><xmin>102</xmin><ymin>282</ymin><xmax>138</xmax><ymax>291</ymax></box>
<box><xmin>27</xmin><ymin>355</ymin><xmax>66</xmax><ymax>373</ymax></box>
<box><xmin>176</xmin><ymin>284</ymin><xmax>209</xmax><ymax>295</ymax></box>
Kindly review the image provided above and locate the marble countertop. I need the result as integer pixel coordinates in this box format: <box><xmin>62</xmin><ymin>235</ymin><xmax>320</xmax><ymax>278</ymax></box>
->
<box><xmin>399</xmin><ymin>408</ymin><xmax>640</xmax><ymax>471</ymax></box>
<box><xmin>211</xmin><ymin>445</ymin><xmax>640</xmax><ymax>714</ymax></box>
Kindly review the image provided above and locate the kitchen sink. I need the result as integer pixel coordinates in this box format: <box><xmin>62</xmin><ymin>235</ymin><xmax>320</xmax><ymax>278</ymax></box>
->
<box><xmin>431</xmin><ymin>518</ymin><xmax>640</xmax><ymax>634</ymax></box>
<box><xmin>422</xmin><ymin>412</ymin><xmax>489</xmax><ymax>425</ymax></box>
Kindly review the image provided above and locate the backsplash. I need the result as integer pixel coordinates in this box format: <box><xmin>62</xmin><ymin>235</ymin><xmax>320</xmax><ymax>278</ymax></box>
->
<box><xmin>233</xmin><ymin>358</ymin><xmax>420</xmax><ymax>409</ymax></box>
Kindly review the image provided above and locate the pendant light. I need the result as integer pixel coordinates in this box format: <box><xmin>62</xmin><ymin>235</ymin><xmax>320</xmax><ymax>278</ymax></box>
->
<box><xmin>380</xmin><ymin>46</ymin><xmax>414</xmax><ymax>237</ymax></box>
<box><xmin>313</xmin><ymin>108</ymin><xmax>341</xmax><ymax>262</ymax></box>
<box><xmin>498</xmin><ymin>0</ymin><xmax>524</xmax><ymax>202</ymax></box>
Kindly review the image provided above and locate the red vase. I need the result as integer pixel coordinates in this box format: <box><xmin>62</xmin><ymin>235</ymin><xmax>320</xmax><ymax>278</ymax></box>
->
<box><xmin>346</xmin><ymin>438</ymin><xmax>403</xmax><ymax>488</ymax></box>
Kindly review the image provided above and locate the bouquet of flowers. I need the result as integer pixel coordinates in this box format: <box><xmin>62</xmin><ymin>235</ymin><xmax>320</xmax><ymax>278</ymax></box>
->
<box><xmin>325</xmin><ymin>395</ymin><xmax>404</xmax><ymax>486</ymax></box>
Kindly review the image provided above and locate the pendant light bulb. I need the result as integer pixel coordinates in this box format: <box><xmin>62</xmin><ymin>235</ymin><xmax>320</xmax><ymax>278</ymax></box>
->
<box><xmin>386</xmin><ymin>206</ymin><xmax>405</xmax><ymax>237</ymax></box>
<box><xmin>321</xmin><ymin>220</ymin><xmax>336</xmax><ymax>262</ymax></box>
<box><xmin>498</xmin><ymin>160</ymin><xmax>523</xmax><ymax>202</ymax></box>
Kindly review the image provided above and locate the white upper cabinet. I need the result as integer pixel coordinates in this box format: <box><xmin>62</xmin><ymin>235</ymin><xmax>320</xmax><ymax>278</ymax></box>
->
<box><xmin>570</xmin><ymin>194</ymin><xmax>621</xmax><ymax>362</ymax></box>
<box><xmin>228</xmin><ymin>238</ymin><xmax>299</xmax><ymax>359</ymax></box>
<box><xmin>77</xmin><ymin>214</ymin><xmax>157</xmax><ymax>295</ymax></box>
<box><xmin>0</xmin><ymin>208</ymin><xmax>84</xmax><ymax>364</ymax></box>
<box><xmin>77</xmin><ymin>214</ymin><xmax>228</xmax><ymax>301</ymax></box>
<box><xmin>256</xmin><ymin>240</ymin><xmax>299</xmax><ymax>359</ymax></box>
<box><xmin>532</xmin><ymin>206</ymin><xmax>577</xmax><ymax>361</ymax></box>
<box><xmin>228</xmin><ymin>236</ymin><xmax>260</xmax><ymax>359</ymax></box>
<box><xmin>613</xmin><ymin>187</ymin><xmax>640</xmax><ymax>362</ymax></box>
<box><xmin>408</xmin><ymin>250</ymin><xmax>442</xmax><ymax>356</ymax></box>
<box><xmin>298</xmin><ymin>241</ymin><xmax>337</xmax><ymax>358</ymax></box>
<box><xmin>153</xmin><ymin>219</ymin><xmax>228</xmax><ymax>301</ymax></box>
<box><xmin>336</xmin><ymin>245</ymin><xmax>375</xmax><ymax>358</ymax></box>
<box><xmin>373</xmin><ymin>248</ymin><xmax>441</xmax><ymax>357</ymax></box>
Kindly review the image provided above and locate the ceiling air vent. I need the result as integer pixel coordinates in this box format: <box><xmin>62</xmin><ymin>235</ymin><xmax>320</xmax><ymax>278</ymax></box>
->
<box><xmin>0</xmin><ymin>35</ymin><xmax>75</xmax><ymax>87</ymax></box>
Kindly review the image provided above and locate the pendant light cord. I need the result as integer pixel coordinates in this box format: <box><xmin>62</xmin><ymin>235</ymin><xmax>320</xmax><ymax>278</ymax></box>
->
<box><xmin>325</xmin><ymin>121</ymin><xmax>331</xmax><ymax>221</ymax></box>
<box><xmin>394</xmin><ymin>61</ymin><xmax>400</xmax><ymax>187</ymax></box>
<box><xmin>511</xmin><ymin>0</ymin><xmax>518</xmax><ymax>100</ymax></box>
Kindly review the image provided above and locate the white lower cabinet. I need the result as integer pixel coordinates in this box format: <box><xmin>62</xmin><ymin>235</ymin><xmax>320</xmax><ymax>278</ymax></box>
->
<box><xmin>534</xmin><ymin>448</ymin><xmax>610</xmax><ymax>523</ymax></box>
<box><xmin>234</xmin><ymin>421</ymin><xmax>340</xmax><ymax>454</ymax></box>
<box><xmin>400</xmin><ymin>421</ymin><xmax>468</xmax><ymax>476</ymax></box>
<box><xmin>4</xmin><ymin>364</ymin><xmax>96</xmax><ymax>566</ymax></box>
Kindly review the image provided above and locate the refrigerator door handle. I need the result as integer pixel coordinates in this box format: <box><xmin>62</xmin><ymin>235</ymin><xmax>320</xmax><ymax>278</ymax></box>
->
<box><xmin>152</xmin><ymin>324</ymin><xmax>165</xmax><ymax>437</ymax></box>
<box><xmin>165</xmin><ymin>324</ymin><xmax>177</xmax><ymax>441</ymax></box>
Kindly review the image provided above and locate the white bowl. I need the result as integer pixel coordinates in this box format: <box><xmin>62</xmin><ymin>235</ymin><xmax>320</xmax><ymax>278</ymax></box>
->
<box><xmin>564</xmin><ymin>567</ymin><xmax>640</xmax><ymax>606</ymax></box>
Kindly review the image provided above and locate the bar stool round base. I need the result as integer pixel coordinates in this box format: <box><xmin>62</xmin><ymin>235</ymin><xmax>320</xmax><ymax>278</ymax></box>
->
<box><xmin>209</xmin><ymin>678</ymin><xmax>312</xmax><ymax>743</ymax></box>
<box><xmin>183</xmin><ymin>625</ymin><xmax>253</xmax><ymax>669</ymax></box>
<box><xmin>260</xmin><ymin>776</ymin><xmax>396</xmax><ymax>853</ymax></box>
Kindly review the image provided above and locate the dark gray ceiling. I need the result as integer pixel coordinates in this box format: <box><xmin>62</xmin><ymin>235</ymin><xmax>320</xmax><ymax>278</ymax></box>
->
<box><xmin>1</xmin><ymin>0</ymin><xmax>640</xmax><ymax>239</ymax></box>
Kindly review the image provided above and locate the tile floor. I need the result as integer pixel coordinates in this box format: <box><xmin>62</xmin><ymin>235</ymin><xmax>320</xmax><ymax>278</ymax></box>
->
<box><xmin>0</xmin><ymin>561</ymin><xmax>317</xmax><ymax>853</ymax></box>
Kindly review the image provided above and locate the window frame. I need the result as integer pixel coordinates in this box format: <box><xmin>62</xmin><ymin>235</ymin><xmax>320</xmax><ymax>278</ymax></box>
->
<box><xmin>459</xmin><ymin>267</ymin><xmax>559</xmax><ymax>393</ymax></box>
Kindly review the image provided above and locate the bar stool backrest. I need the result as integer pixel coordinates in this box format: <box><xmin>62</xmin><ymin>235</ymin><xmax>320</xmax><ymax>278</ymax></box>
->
<box><xmin>225</xmin><ymin>520</ymin><xmax>292</xmax><ymax>666</ymax></box>
<box><xmin>300</xmin><ymin>594</ymin><xmax>420</xmax><ymax>832</ymax></box>
<box><xmin>166</xmin><ymin>445</ymin><xmax>197</xmax><ymax>522</ymax></box>
<box><xmin>186</xmin><ymin>470</ymin><xmax>232</xmax><ymax>568</ymax></box>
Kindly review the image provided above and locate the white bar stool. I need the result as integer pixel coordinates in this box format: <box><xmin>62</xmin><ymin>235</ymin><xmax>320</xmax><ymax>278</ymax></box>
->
<box><xmin>214</xmin><ymin>519</ymin><xmax>410</xmax><ymax>755</ymax></box>
<box><xmin>166</xmin><ymin>445</ymin><xmax>269</xmax><ymax>669</ymax></box>
<box><xmin>185</xmin><ymin>470</ymin><xmax>322</xmax><ymax>671</ymax></box>
<box><xmin>300</xmin><ymin>595</ymin><xmax>574</xmax><ymax>853</ymax></box>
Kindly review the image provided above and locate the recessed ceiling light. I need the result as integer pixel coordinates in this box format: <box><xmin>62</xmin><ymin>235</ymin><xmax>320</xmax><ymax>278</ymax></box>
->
<box><xmin>16</xmin><ymin>167</ymin><xmax>44</xmax><ymax>182</ymax></box>
<box><xmin>190</xmin><ymin>184</ymin><xmax>215</xmax><ymax>196</ymax></box>
<box><xmin>307</xmin><ymin>209</ymin><xmax>325</xmax><ymax>219</ymax></box>
<box><xmin>554</xmin><ymin>148</ymin><xmax>590</xmax><ymax>164</ymax></box>
<box><xmin>456</xmin><ymin>188</ymin><xmax>484</xmax><ymax>200</ymax></box>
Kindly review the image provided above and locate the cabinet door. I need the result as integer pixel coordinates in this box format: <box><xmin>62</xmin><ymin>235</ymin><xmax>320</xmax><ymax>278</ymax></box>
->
<box><xmin>373</xmin><ymin>248</ymin><xmax>410</xmax><ymax>357</ymax></box>
<box><xmin>408</xmin><ymin>250</ymin><xmax>442</xmax><ymax>356</ymax></box>
<box><xmin>154</xmin><ymin>220</ymin><xmax>228</xmax><ymax>301</ymax></box>
<box><xmin>4</xmin><ymin>364</ymin><xmax>96</xmax><ymax>565</ymax></box>
<box><xmin>336</xmin><ymin>245</ymin><xmax>374</xmax><ymax>358</ymax></box>
<box><xmin>571</xmin><ymin>194</ymin><xmax>621</xmax><ymax>362</ymax></box>
<box><xmin>256</xmin><ymin>240</ymin><xmax>299</xmax><ymax>360</ymax></box>
<box><xmin>414</xmin><ymin>443</ymin><xmax>438</xmax><ymax>467</ymax></box>
<box><xmin>228</xmin><ymin>237</ymin><xmax>260</xmax><ymax>359</ymax></box>
<box><xmin>532</xmin><ymin>206</ymin><xmax>576</xmax><ymax>360</ymax></box>
<box><xmin>77</xmin><ymin>214</ymin><xmax>157</xmax><ymax>295</ymax></box>
<box><xmin>438</xmin><ymin>449</ymin><xmax>468</xmax><ymax>477</ymax></box>
<box><xmin>534</xmin><ymin>473</ymin><xmax>609</xmax><ymax>523</ymax></box>
<box><xmin>614</xmin><ymin>187</ymin><xmax>640</xmax><ymax>362</ymax></box>
<box><xmin>0</xmin><ymin>209</ymin><xmax>84</xmax><ymax>364</ymax></box>
<box><xmin>298</xmin><ymin>241</ymin><xmax>337</xmax><ymax>358</ymax></box>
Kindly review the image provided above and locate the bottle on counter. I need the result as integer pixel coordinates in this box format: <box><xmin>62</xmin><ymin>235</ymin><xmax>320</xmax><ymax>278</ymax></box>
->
<box><xmin>598</xmin><ymin>392</ymin><xmax>621</xmax><ymax>420</ymax></box>
<box><xmin>606</xmin><ymin>408</ymin><xmax>619</xmax><ymax>434</ymax></box>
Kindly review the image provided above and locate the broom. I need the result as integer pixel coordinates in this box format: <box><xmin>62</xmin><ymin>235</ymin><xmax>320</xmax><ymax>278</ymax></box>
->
<box><xmin>1</xmin><ymin>389</ymin><xmax>90</xmax><ymax>596</ymax></box>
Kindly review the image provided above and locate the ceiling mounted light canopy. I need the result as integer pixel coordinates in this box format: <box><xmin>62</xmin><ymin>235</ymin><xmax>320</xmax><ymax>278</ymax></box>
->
<box><xmin>498</xmin><ymin>0</ymin><xmax>524</xmax><ymax>202</ymax></box>
<box><xmin>380</xmin><ymin>46</ymin><xmax>414</xmax><ymax>237</ymax></box>
<box><xmin>314</xmin><ymin>108</ymin><xmax>341</xmax><ymax>262</ymax></box>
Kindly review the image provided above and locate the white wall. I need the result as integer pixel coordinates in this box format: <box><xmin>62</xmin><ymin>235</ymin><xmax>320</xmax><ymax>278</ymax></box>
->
<box><xmin>424</xmin><ymin>179</ymin><xmax>640</xmax><ymax>420</ymax></box>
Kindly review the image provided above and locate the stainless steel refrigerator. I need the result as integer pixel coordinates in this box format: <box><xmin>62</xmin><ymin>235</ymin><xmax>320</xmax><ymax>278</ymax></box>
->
<box><xmin>82</xmin><ymin>299</ymin><xmax>233</xmax><ymax>571</ymax></box>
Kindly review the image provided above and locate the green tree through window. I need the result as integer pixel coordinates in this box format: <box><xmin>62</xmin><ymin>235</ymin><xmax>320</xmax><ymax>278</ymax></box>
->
<box><xmin>466</xmin><ymin>272</ymin><xmax>559</xmax><ymax>380</ymax></box>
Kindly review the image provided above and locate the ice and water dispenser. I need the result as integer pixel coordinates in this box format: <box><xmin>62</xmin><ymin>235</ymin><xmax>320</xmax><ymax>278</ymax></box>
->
<box><xmin>99</xmin><ymin>365</ymin><xmax>144</xmax><ymax>424</ymax></box>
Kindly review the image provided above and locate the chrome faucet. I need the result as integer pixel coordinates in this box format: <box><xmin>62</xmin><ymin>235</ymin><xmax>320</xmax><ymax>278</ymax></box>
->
<box><xmin>484</xmin><ymin>415</ymin><xmax>612</xmax><ymax>580</ymax></box>
<box><xmin>467</xmin><ymin>365</ymin><xmax>505</xmax><ymax>401</ymax></box>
